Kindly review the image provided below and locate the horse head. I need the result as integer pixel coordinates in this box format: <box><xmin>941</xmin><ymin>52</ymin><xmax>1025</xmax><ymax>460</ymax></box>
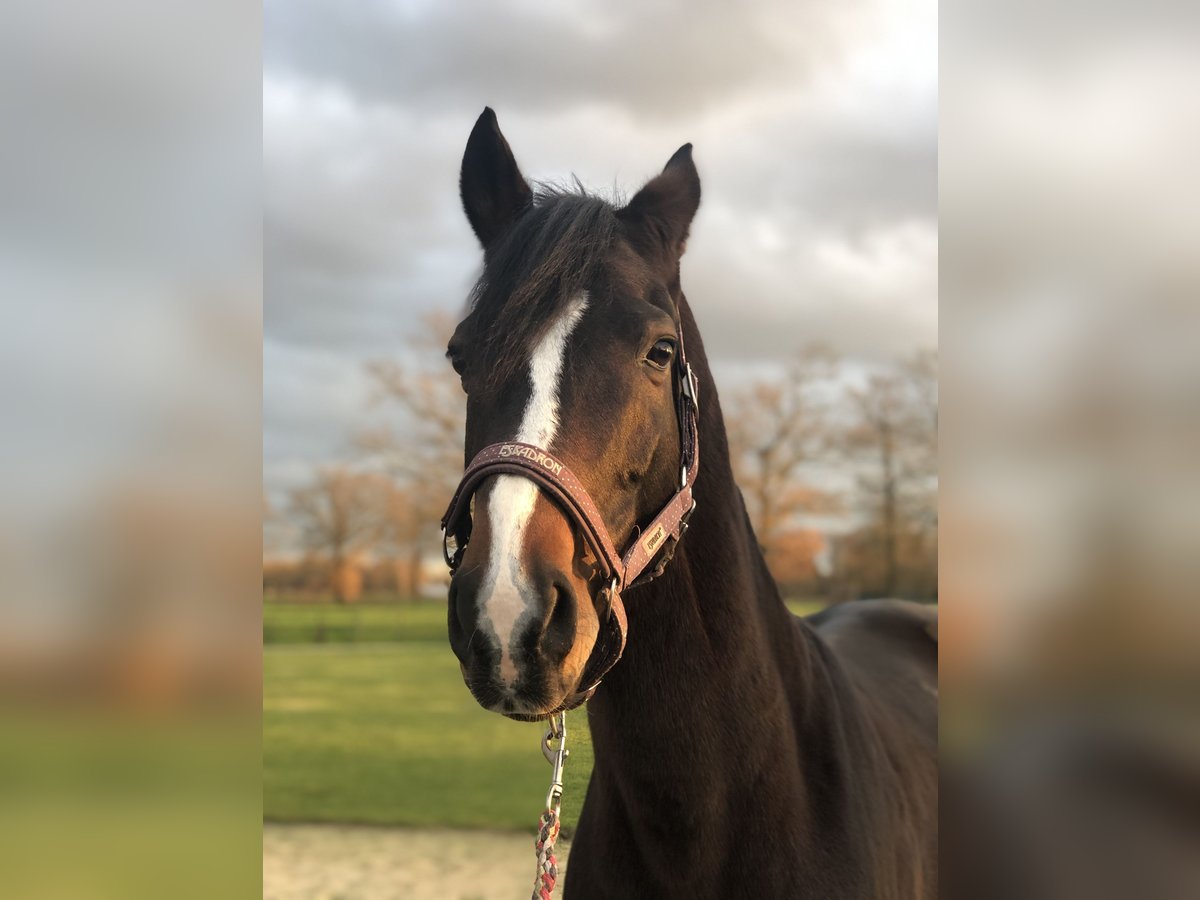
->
<box><xmin>444</xmin><ymin>108</ymin><xmax>700</xmax><ymax>720</ymax></box>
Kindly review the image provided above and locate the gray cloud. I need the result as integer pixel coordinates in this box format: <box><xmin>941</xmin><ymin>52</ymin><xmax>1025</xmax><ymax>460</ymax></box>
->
<box><xmin>265</xmin><ymin>0</ymin><xmax>855</xmax><ymax>122</ymax></box>
<box><xmin>263</xmin><ymin>0</ymin><xmax>936</xmax><ymax>498</ymax></box>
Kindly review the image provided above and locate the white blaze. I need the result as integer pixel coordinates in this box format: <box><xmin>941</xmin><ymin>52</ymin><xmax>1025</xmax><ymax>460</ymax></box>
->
<box><xmin>482</xmin><ymin>293</ymin><xmax>587</xmax><ymax>686</ymax></box>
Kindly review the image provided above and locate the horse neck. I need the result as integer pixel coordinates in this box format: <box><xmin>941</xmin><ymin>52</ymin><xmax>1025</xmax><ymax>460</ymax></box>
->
<box><xmin>587</xmin><ymin>296</ymin><xmax>806</xmax><ymax>779</ymax></box>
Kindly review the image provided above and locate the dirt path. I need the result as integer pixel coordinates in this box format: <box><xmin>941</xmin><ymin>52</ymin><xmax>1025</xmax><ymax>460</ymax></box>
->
<box><xmin>263</xmin><ymin>823</ymin><xmax>571</xmax><ymax>900</ymax></box>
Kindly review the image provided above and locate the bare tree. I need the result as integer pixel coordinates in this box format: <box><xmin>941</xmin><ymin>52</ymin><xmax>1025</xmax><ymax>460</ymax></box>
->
<box><xmin>901</xmin><ymin>348</ymin><xmax>938</xmax><ymax>529</ymax></box>
<box><xmin>904</xmin><ymin>348</ymin><xmax>939</xmax><ymax>437</ymax></box>
<box><xmin>376</xmin><ymin>480</ymin><xmax>432</xmax><ymax>598</ymax></box>
<box><xmin>287</xmin><ymin>468</ymin><xmax>386</xmax><ymax>603</ymax></box>
<box><xmin>842</xmin><ymin>351</ymin><xmax>937</xmax><ymax>597</ymax></box>
<box><xmin>726</xmin><ymin>346</ymin><xmax>841</xmax><ymax>563</ymax></box>
<box><xmin>359</xmin><ymin>313</ymin><xmax>466</xmax><ymax>595</ymax></box>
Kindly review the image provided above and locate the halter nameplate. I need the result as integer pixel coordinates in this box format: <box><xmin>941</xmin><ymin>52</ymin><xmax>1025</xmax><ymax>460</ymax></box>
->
<box><xmin>440</xmin><ymin>334</ymin><xmax>701</xmax><ymax>707</ymax></box>
<box><xmin>498</xmin><ymin>443</ymin><xmax>565</xmax><ymax>474</ymax></box>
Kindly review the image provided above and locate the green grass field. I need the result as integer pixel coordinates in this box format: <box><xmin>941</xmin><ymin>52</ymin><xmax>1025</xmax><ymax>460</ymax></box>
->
<box><xmin>264</xmin><ymin>642</ymin><xmax>594</xmax><ymax>833</ymax></box>
<box><xmin>263</xmin><ymin>599</ymin><xmax>823</xmax><ymax>833</ymax></box>
<box><xmin>264</xmin><ymin>600</ymin><xmax>448</xmax><ymax>644</ymax></box>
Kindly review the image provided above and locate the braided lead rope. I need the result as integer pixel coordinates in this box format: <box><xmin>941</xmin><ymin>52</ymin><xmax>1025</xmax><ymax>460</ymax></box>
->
<box><xmin>533</xmin><ymin>712</ymin><xmax>568</xmax><ymax>899</ymax></box>
<box><xmin>532</xmin><ymin>805</ymin><xmax>561</xmax><ymax>900</ymax></box>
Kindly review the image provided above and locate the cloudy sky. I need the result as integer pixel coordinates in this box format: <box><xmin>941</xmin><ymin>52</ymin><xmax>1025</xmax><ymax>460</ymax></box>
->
<box><xmin>263</xmin><ymin>0</ymin><xmax>937</xmax><ymax>504</ymax></box>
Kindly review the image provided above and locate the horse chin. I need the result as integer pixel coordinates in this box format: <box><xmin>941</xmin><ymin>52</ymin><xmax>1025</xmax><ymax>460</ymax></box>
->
<box><xmin>458</xmin><ymin>661</ymin><xmax>577</xmax><ymax>721</ymax></box>
<box><xmin>492</xmin><ymin>685</ymin><xmax>577</xmax><ymax>722</ymax></box>
<box><xmin>488</xmin><ymin>695</ymin><xmax>571</xmax><ymax>722</ymax></box>
<box><xmin>497</xmin><ymin>690</ymin><xmax>576</xmax><ymax>721</ymax></box>
<box><xmin>501</xmin><ymin>709</ymin><xmax>556</xmax><ymax>723</ymax></box>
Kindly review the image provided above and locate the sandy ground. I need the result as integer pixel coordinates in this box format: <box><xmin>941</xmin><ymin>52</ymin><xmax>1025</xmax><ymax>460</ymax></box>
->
<box><xmin>263</xmin><ymin>823</ymin><xmax>572</xmax><ymax>900</ymax></box>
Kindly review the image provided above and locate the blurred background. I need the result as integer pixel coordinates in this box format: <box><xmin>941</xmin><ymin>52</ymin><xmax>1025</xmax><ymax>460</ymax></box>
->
<box><xmin>262</xmin><ymin>0</ymin><xmax>935</xmax><ymax>895</ymax></box>
<box><xmin>0</xmin><ymin>1</ymin><xmax>261</xmax><ymax>897</ymax></box>
<box><xmin>940</xmin><ymin>2</ymin><xmax>1200</xmax><ymax>897</ymax></box>
<box><xmin>1</xmin><ymin>0</ymin><xmax>1196</xmax><ymax>896</ymax></box>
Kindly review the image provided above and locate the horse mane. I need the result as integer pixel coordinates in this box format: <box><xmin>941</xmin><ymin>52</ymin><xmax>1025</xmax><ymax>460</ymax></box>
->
<box><xmin>463</xmin><ymin>184</ymin><xmax>619</xmax><ymax>387</ymax></box>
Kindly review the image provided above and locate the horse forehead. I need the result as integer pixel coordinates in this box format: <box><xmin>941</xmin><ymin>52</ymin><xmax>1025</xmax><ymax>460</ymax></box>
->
<box><xmin>477</xmin><ymin>285</ymin><xmax>651</xmax><ymax>435</ymax></box>
<box><xmin>608</xmin><ymin>234</ymin><xmax>657</xmax><ymax>284</ymax></box>
<box><xmin>513</xmin><ymin>293</ymin><xmax>590</xmax><ymax>429</ymax></box>
<box><xmin>599</xmin><ymin>240</ymin><xmax>680</xmax><ymax>322</ymax></box>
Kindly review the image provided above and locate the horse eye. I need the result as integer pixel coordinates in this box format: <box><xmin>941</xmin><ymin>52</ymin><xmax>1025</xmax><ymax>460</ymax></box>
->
<box><xmin>445</xmin><ymin>347</ymin><xmax>468</xmax><ymax>394</ymax></box>
<box><xmin>645</xmin><ymin>338</ymin><xmax>675</xmax><ymax>370</ymax></box>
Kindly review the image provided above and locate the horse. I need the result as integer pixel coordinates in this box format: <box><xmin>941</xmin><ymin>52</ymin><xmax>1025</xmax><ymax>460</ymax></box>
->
<box><xmin>441</xmin><ymin>107</ymin><xmax>937</xmax><ymax>899</ymax></box>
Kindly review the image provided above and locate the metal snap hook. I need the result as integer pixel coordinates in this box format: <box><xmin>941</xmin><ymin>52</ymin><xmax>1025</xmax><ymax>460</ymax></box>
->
<box><xmin>541</xmin><ymin>712</ymin><xmax>569</xmax><ymax>810</ymax></box>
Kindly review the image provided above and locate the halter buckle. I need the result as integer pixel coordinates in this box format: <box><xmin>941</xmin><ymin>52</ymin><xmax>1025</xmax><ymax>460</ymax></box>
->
<box><xmin>680</xmin><ymin>499</ymin><xmax>697</xmax><ymax>532</ymax></box>
<box><xmin>680</xmin><ymin>362</ymin><xmax>697</xmax><ymax>403</ymax></box>
<box><xmin>442</xmin><ymin>529</ymin><xmax>459</xmax><ymax>570</ymax></box>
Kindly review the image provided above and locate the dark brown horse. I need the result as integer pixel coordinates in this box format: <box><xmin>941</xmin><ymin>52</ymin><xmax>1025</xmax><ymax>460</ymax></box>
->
<box><xmin>444</xmin><ymin>107</ymin><xmax>937</xmax><ymax>899</ymax></box>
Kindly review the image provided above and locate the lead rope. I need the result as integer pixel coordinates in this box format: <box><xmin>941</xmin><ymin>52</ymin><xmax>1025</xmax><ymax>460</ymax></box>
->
<box><xmin>533</xmin><ymin>712</ymin><xmax>568</xmax><ymax>900</ymax></box>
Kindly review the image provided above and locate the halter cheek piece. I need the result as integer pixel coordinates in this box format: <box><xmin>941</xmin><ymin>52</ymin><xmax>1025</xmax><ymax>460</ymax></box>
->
<box><xmin>441</xmin><ymin>333</ymin><xmax>700</xmax><ymax>711</ymax></box>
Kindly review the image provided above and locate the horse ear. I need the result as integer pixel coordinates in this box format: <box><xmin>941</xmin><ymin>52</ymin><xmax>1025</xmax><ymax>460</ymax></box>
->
<box><xmin>618</xmin><ymin>144</ymin><xmax>701</xmax><ymax>260</ymax></box>
<box><xmin>460</xmin><ymin>107</ymin><xmax>533</xmax><ymax>248</ymax></box>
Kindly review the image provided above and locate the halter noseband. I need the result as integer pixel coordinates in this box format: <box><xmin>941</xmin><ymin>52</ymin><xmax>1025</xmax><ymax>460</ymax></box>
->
<box><xmin>440</xmin><ymin>332</ymin><xmax>700</xmax><ymax>710</ymax></box>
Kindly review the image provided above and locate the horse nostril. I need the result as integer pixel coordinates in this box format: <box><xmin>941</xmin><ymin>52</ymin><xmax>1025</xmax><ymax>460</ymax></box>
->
<box><xmin>447</xmin><ymin>574</ymin><xmax>480</xmax><ymax>660</ymax></box>
<box><xmin>447</xmin><ymin>580</ymin><xmax>465</xmax><ymax>648</ymax></box>
<box><xmin>541</xmin><ymin>581</ymin><xmax>577</xmax><ymax>665</ymax></box>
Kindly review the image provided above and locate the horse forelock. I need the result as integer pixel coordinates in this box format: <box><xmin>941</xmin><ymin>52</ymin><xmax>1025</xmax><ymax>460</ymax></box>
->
<box><xmin>463</xmin><ymin>186</ymin><xmax>618</xmax><ymax>388</ymax></box>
